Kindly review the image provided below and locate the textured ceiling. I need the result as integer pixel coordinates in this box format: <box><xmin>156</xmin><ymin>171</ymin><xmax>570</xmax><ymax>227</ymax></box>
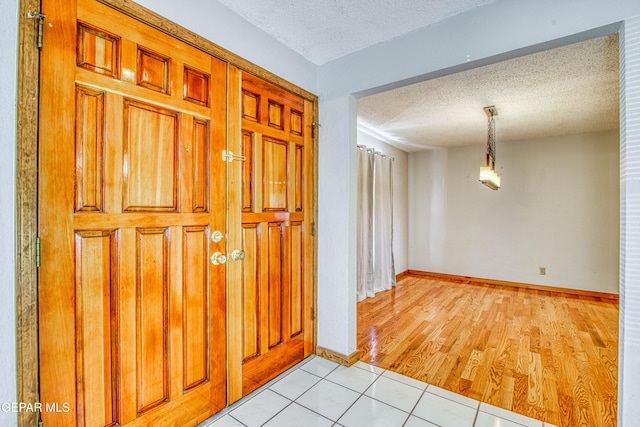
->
<box><xmin>214</xmin><ymin>1</ymin><xmax>619</xmax><ymax>152</ymax></box>
<box><xmin>357</xmin><ymin>34</ymin><xmax>620</xmax><ymax>151</ymax></box>
<box><xmin>215</xmin><ymin>0</ymin><xmax>495</xmax><ymax>65</ymax></box>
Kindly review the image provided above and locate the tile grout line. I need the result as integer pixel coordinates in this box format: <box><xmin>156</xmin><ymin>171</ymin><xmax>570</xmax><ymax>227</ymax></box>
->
<box><xmin>203</xmin><ymin>357</ymin><xmax>545</xmax><ymax>427</ymax></box>
<box><xmin>332</xmin><ymin>367</ymin><xmax>384</xmax><ymax>425</ymax></box>
<box><xmin>265</xmin><ymin>358</ymin><xmax>347</xmax><ymax>425</ymax></box>
<box><xmin>303</xmin><ymin>363</ymin><xmax>478</xmax><ymax>426</ymax></box>
<box><xmin>345</xmin><ymin>363</ymin><xmax>433</xmax><ymax>426</ymax></box>
<box><xmin>257</xmin><ymin>399</ymin><xmax>295</xmax><ymax>427</ymax></box>
<box><xmin>267</xmin><ymin>380</ymin><xmax>336</xmax><ymax>426</ymax></box>
<box><xmin>401</xmin><ymin>385</ymin><xmax>429</xmax><ymax>427</ymax></box>
<box><xmin>260</xmin><ymin>358</ymin><xmax>341</xmax><ymax>426</ymax></box>
<box><xmin>471</xmin><ymin>402</ymin><xmax>481</xmax><ymax>427</ymax></box>
<box><xmin>359</xmin><ymin>372</ymin><xmax>433</xmax><ymax>423</ymax></box>
<box><xmin>228</xmin><ymin>413</ymin><xmax>249</xmax><ymax>427</ymax></box>
<box><xmin>213</xmin><ymin>357</ymin><xmax>322</xmax><ymax>427</ymax></box>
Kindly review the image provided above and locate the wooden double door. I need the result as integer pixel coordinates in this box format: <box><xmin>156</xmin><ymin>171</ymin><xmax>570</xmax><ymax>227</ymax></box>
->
<box><xmin>37</xmin><ymin>0</ymin><xmax>315</xmax><ymax>425</ymax></box>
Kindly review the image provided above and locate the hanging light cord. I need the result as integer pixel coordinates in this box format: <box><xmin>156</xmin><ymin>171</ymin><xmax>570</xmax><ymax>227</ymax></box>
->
<box><xmin>486</xmin><ymin>112</ymin><xmax>496</xmax><ymax>169</ymax></box>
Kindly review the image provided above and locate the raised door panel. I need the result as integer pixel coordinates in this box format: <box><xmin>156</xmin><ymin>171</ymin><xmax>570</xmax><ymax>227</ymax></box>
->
<box><xmin>289</xmin><ymin>222</ymin><xmax>304</xmax><ymax>338</ymax></box>
<box><xmin>39</xmin><ymin>1</ymin><xmax>228</xmax><ymax>425</ymax></box>
<box><xmin>136</xmin><ymin>228</ymin><xmax>170</xmax><ymax>413</ymax></box>
<box><xmin>182</xmin><ymin>226</ymin><xmax>209</xmax><ymax>390</ymax></box>
<box><xmin>191</xmin><ymin>119</ymin><xmax>210</xmax><ymax>213</ymax></box>
<box><xmin>123</xmin><ymin>100</ymin><xmax>178</xmax><ymax>212</ymax></box>
<box><xmin>184</xmin><ymin>66</ymin><xmax>210</xmax><ymax>107</ymax></box>
<box><xmin>75</xmin><ymin>85</ymin><xmax>106</xmax><ymax>212</ymax></box>
<box><xmin>268</xmin><ymin>101</ymin><xmax>284</xmax><ymax>130</ymax></box>
<box><xmin>242</xmin><ymin>91</ymin><xmax>259</xmax><ymax>122</ymax></box>
<box><xmin>75</xmin><ymin>230</ymin><xmax>118</xmax><ymax>427</ymax></box>
<box><xmin>242</xmin><ymin>132</ymin><xmax>254</xmax><ymax>212</ymax></box>
<box><xmin>77</xmin><ymin>22</ymin><xmax>120</xmax><ymax>78</ymax></box>
<box><xmin>293</xmin><ymin>145</ymin><xmax>304</xmax><ymax>212</ymax></box>
<box><xmin>137</xmin><ymin>47</ymin><xmax>170</xmax><ymax>94</ymax></box>
<box><xmin>263</xmin><ymin>138</ymin><xmax>288</xmax><ymax>211</ymax></box>
<box><xmin>227</xmin><ymin>69</ymin><xmax>314</xmax><ymax>401</ymax></box>
<box><xmin>290</xmin><ymin>110</ymin><xmax>303</xmax><ymax>136</ymax></box>
<box><xmin>241</xmin><ymin>224</ymin><xmax>259</xmax><ymax>361</ymax></box>
<box><xmin>267</xmin><ymin>222</ymin><xmax>284</xmax><ymax>348</ymax></box>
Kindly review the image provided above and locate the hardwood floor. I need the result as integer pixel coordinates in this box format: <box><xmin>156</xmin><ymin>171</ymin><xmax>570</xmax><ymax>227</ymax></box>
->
<box><xmin>357</xmin><ymin>276</ymin><xmax>619</xmax><ymax>427</ymax></box>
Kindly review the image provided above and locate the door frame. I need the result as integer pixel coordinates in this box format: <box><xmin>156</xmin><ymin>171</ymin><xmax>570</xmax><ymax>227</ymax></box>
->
<box><xmin>15</xmin><ymin>1</ymin><xmax>318</xmax><ymax>425</ymax></box>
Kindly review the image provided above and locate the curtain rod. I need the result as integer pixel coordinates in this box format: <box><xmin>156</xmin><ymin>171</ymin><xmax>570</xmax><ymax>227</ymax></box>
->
<box><xmin>357</xmin><ymin>144</ymin><xmax>395</xmax><ymax>161</ymax></box>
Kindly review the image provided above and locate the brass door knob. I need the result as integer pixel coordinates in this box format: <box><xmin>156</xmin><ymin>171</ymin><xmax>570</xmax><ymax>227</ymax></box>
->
<box><xmin>211</xmin><ymin>230</ymin><xmax>224</xmax><ymax>243</ymax></box>
<box><xmin>211</xmin><ymin>251</ymin><xmax>227</xmax><ymax>265</ymax></box>
<box><xmin>230</xmin><ymin>249</ymin><xmax>246</xmax><ymax>261</ymax></box>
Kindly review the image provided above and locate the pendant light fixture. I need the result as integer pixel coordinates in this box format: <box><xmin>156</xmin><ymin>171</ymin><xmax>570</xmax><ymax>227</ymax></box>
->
<box><xmin>479</xmin><ymin>105</ymin><xmax>501</xmax><ymax>190</ymax></box>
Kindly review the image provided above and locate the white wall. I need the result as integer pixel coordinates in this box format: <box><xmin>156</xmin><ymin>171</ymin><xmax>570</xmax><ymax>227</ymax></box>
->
<box><xmin>619</xmin><ymin>15</ymin><xmax>640</xmax><ymax>425</ymax></box>
<box><xmin>315</xmin><ymin>3</ymin><xmax>640</xmax><ymax>424</ymax></box>
<box><xmin>134</xmin><ymin>0</ymin><xmax>318</xmax><ymax>93</ymax></box>
<box><xmin>0</xmin><ymin>1</ymin><xmax>18</xmax><ymax>426</ymax></box>
<box><xmin>316</xmin><ymin>95</ymin><xmax>358</xmax><ymax>353</ymax></box>
<box><xmin>357</xmin><ymin>131</ymin><xmax>409</xmax><ymax>275</ymax></box>
<box><xmin>409</xmin><ymin>131</ymin><xmax>620</xmax><ymax>294</ymax></box>
<box><xmin>3</xmin><ymin>1</ymin><xmax>640</xmax><ymax>425</ymax></box>
<box><xmin>317</xmin><ymin>0</ymin><xmax>640</xmax><ymax>360</ymax></box>
<box><xmin>318</xmin><ymin>0</ymin><xmax>640</xmax><ymax>100</ymax></box>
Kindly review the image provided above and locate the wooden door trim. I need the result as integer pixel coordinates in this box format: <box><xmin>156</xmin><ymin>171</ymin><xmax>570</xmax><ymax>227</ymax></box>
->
<box><xmin>16</xmin><ymin>1</ymin><xmax>318</xmax><ymax>425</ymax></box>
<box><xmin>96</xmin><ymin>0</ymin><xmax>317</xmax><ymax>103</ymax></box>
<box><xmin>16</xmin><ymin>0</ymin><xmax>42</xmax><ymax>425</ymax></box>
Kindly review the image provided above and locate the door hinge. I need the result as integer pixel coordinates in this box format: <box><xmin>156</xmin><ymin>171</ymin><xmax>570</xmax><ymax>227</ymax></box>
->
<box><xmin>27</xmin><ymin>11</ymin><xmax>46</xmax><ymax>49</ymax></box>
<box><xmin>311</xmin><ymin>222</ymin><xmax>316</xmax><ymax>237</ymax></box>
<box><xmin>312</xmin><ymin>307</ymin><xmax>316</xmax><ymax>321</ymax></box>
<box><xmin>36</xmin><ymin>237</ymin><xmax>41</xmax><ymax>268</ymax></box>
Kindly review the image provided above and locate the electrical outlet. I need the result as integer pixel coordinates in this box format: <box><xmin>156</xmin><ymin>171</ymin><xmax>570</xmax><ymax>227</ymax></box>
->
<box><xmin>539</xmin><ymin>267</ymin><xmax>546</xmax><ymax>275</ymax></box>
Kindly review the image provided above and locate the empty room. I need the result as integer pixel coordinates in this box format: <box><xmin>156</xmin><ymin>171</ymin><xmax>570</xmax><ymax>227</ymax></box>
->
<box><xmin>355</xmin><ymin>34</ymin><xmax>619</xmax><ymax>426</ymax></box>
<box><xmin>4</xmin><ymin>1</ymin><xmax>640</xmax><ymax>426</ymax></box>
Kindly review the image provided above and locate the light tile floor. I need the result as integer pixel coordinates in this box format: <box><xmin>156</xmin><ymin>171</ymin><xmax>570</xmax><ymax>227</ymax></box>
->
<box><xmin>199</xmin><ymin>356</ymin><xmax>559</xmax><ymax>427</ymax></box>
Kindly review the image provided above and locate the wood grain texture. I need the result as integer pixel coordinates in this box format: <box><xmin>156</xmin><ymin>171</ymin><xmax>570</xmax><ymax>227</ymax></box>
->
<box><xmin>38</xmin><ymin>1</ymin><xmax>229</xmax><ymax>424</ymax></box>
<box><xmin>409</xmin><ymin>270</ymin><xmax>619</xmax><ymax>302</ymax></box>
<box><xmin>358</xmin><ymin>276</ymin><xmax>618</xmax><ymax>427</ymax></box>
<box><xmin>226</xmin><ymin>65</ymin><xmax>245</xmax><ymax>403</ymax></box>
<box><xmin>16</xmin><ymin>0</ymin><xmax>43</xmax><ymax>426</ymax></box>
<box><xmin>22</xmin><ymin>0</ymin><xmax>318</xmax><ymax>423</ymax></box>
<box><xmin>316</xmin><ymin>347</ymin><xmax>362</xmax><ymax>367</ymax></box>
<box><xmin>228</xmin><ymin>70</ymin><xmax>315</xmax><ymax>402</ymax></box>
<box><xmin>95</xmin><ymin>0</ymin><xmax>316</xmax><ymax>102</ymax></box>
<box><xmin>38</xmin><ymin>1</ymin><xmax>79</xmax><ymax>425</ymax></box>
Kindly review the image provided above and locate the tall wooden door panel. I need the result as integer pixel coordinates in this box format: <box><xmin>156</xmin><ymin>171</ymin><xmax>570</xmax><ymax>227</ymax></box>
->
<box><xmin>38</xmin><ymin>0</ymin><xmax>227</xmax><ymax>425</ymax></box>
<box><xmin>227</xmin><ymin>68</ymin><xmax>315</xmax><ymax>401</ymax></box>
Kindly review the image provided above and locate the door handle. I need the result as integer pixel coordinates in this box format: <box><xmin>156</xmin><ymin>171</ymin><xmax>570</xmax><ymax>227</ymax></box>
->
<box><xmin>230</xmin><ymin>249</ymin><xmax>246</xmax><ymax>261</ymax></box>
<box><xmin>211</xmin><ymin>251</ymin><xmax>227</xmax><ymax>265</ymax></box>
<box><xmin>222</xmin><ymin>150</ymin><xmax>246</xmax><ymax>163</ymax></box>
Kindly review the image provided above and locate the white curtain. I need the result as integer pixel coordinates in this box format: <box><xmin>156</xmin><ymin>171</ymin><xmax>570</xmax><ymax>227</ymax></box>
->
<box><xmin>357</xmin><ymin>147</ymin><xmax>374</xmax><ymax>301</ymax></box>
<box><xmin>357</xmin><ymin>146</ymin><xmax>395</xmax><ymax>301</ymax></box>
<box><xmin>373</xmin><ymin>151</ymin><xmax>395</xmax><ymax>294</ymax></box>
